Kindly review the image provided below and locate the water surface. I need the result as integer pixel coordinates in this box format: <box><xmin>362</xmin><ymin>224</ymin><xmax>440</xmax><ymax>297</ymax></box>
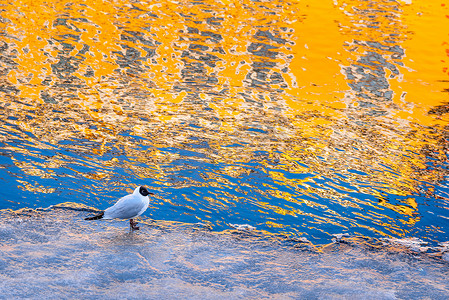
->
<box><xmin>0</xmin><ymin>0</ymin><xmax>448</xmax><ymax>247</ymax></box>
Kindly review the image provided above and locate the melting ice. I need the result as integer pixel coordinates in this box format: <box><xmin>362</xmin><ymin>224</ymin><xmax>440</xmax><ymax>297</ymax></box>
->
<box><xmin>0</xmin><ymin>207</ymin><xmax>448</xmax><ymax>299</ymax></box>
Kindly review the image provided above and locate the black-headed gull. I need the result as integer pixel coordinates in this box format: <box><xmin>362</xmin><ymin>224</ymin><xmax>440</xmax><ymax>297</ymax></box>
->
<box><xmin>85</xmin><ymin>186</ymin><xmax>153</xmax><ymax>230</ymax></box>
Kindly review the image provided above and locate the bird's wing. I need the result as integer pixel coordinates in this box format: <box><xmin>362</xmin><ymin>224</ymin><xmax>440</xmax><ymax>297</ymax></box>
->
<box><xmin>104</xmin><ymin>195</ymin><xmax>144</xmax><ymax>220</ymax></box>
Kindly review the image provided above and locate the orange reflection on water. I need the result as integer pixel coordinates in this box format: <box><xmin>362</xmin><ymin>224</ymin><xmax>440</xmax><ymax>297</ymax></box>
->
<box><xmin>0</xmin><ymin>0</ymin><xmax>448</xmax><ymax>241</ymax></box>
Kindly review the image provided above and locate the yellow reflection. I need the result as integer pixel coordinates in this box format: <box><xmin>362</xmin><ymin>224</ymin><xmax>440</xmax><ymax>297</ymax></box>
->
<box><xmin>0</xmin><ymin>0</ymin><xmax>448</xmax><ymax>240</ymax></box>
<box><xmin>17</xmin><ymin>180</ymin><xmax>56</xmax><ymax>194</ymax></box>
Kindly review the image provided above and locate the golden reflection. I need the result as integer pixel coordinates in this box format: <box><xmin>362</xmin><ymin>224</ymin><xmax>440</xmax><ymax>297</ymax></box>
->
<box><xmin>17</xmin><ymin>180</ymin><xmax>56</xmax><ymax>194</ymax></box>
<box><xmin>0</xmin><ymin>0</ymin><xmax>448</xmax><ymax>241</ymax></box>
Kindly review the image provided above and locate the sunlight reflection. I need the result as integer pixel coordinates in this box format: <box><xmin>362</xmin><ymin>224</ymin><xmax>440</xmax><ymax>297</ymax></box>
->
<box><xmin>0</xmin><ymin>0</ymin><xmax>448</xmax><ymax>245</ymax></box>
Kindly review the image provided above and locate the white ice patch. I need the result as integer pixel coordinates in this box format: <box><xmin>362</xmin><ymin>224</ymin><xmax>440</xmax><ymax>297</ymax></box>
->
<box><xmin>332</xmin><ymin>233</ymin><xmax>350</xmax><ymax>243</ymax></box>
<box><xmin>0</xmin><ymin>207</ymin><xmax>448</xmax><ymax>298</ymax></box>
<box><xmin>229</xmin><ymin>223</ymin><xmax>256</xmax><ymax>231</ymax></box>
<box><xmin>381</xmin><ymin>237</ymin><xmax>430</xmax><ymax>252</ymax></box>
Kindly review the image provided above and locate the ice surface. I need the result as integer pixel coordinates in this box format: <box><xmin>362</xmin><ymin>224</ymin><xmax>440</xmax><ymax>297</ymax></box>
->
<box><xmin>0</xmin><ymin>206</ymin><xmax>449</xmax><ymax>299</ymax></box>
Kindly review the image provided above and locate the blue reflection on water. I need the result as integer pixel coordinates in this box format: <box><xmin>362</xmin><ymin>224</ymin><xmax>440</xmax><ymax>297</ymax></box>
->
<box><xmin>0</xmin><ymin>0</ymin><xmax>448</xmax><ymax>249</ymax></box>
<box><xmin>1</xmin><ymin>125</ymin><xmax>448</xmax><ymax>247</ymax></box>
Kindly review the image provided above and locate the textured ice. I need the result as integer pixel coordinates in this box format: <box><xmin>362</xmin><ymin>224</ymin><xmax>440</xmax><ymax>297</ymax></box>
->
<box><xmin>229</xmin><ymin>223</ymin><xmax>256</xmax><ymax>231</ymax></box>
<box><xmin>381</xmin><ymin>237</ymin><xmax>430</xmax><ymax>253</ymax></box>
<box><xmin>332</xmin><ymin>233</ymin><xmax>351</xmax><ymax>243</ymax></box>
<box><xmin>1</xmin><ymin>206</ymin><xmax>449</xmax><ymax>299</ymax></box>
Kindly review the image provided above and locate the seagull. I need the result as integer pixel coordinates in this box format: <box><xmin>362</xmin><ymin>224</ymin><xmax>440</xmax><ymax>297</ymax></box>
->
<box><xmin>85</xmin><ymin>186</ymin><xmax>153</xmax><ymax>230</ymax></box>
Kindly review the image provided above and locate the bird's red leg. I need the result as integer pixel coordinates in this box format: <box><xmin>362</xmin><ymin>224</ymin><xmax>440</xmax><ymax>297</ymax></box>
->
<box><xmin>130</xmin><ymin>219</ymin><xmax>140</xmax><ymax>230</ymax></box>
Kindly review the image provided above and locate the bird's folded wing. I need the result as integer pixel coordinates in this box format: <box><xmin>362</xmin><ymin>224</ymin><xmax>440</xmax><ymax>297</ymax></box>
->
<box><xmin>104</xmin><ymin>195</ymin><xmax>144</xmax><ymax>219</ymax></box>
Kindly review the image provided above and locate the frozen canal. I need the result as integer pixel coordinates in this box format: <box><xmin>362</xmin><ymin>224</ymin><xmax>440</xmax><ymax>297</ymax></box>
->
<box><xmin>1</xmin><ymin>206</ymin><xmax>448</xmax><ymax>299</ymax></box>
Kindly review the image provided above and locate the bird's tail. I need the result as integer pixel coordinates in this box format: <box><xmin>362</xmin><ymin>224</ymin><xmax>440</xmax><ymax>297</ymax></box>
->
<box><xmin>84</xmin><ymin>211</ymin><xmax>104</xmax><ymax>220</ymax></box>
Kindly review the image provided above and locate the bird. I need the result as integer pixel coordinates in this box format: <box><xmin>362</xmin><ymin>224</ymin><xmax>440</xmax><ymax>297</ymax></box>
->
<box><xmin>85</xmin><ymin>186</ymin><xmax>153</xmax><ymax>230</ymax></box>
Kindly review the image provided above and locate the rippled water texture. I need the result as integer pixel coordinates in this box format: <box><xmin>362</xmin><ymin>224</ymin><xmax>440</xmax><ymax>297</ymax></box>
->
<box><xmin>0</xmin><ymin>0</ymin><xmax>448</xmax><ymax>246</ymax></box>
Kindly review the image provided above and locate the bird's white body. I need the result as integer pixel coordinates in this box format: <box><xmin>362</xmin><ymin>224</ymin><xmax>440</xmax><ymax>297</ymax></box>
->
<box><xmin>103</xmin><ymin>186</ymin><xmax>150</xmax><ymax>220</ymax></box>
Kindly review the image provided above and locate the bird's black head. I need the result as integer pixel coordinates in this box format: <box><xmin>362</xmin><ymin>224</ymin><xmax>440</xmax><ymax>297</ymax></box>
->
<box><xmin>139</xmin><ymin>186</ymin><xmax>153</xmax><ymax>197</ymax></box>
